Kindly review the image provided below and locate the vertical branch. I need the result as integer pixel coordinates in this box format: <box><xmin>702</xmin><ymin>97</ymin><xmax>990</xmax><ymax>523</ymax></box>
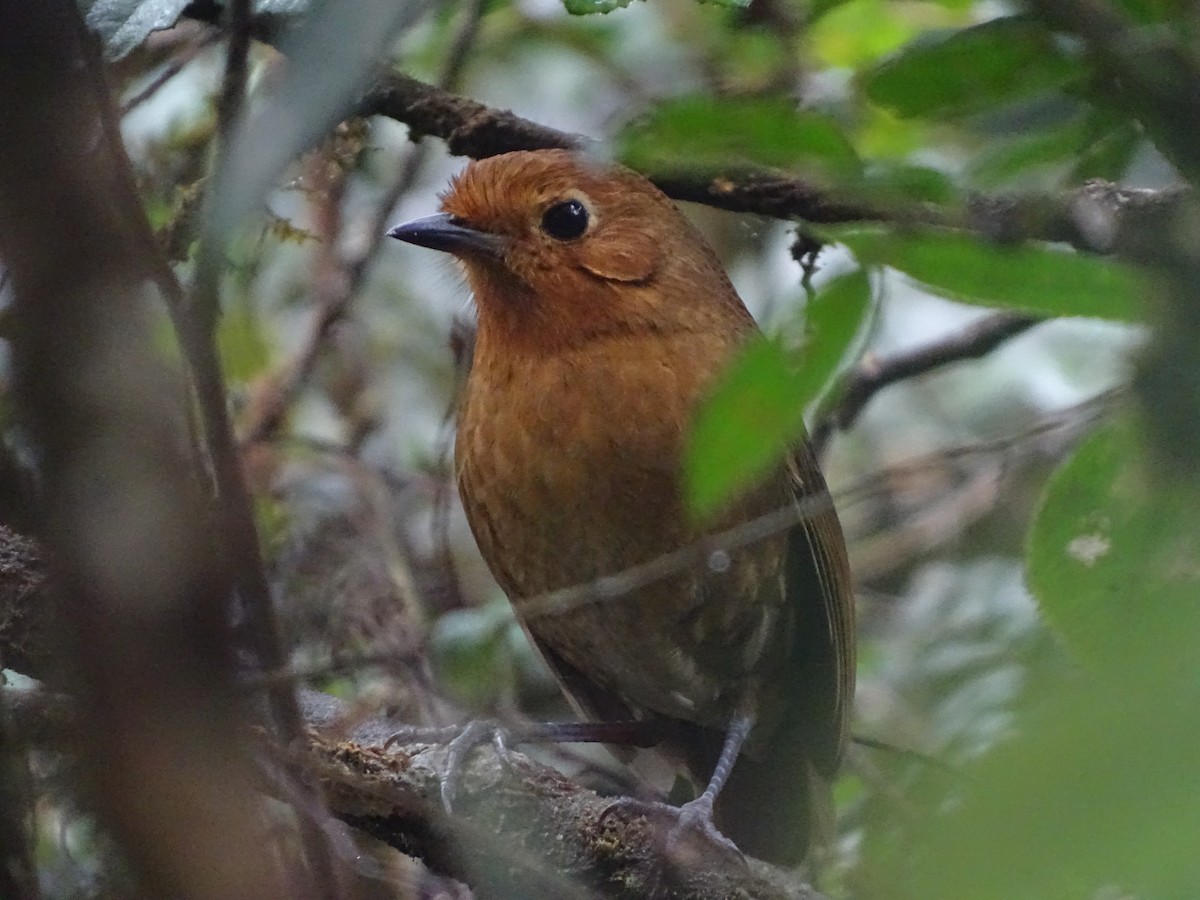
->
<box><xmin>241</xmin><ymin>0</ymin><xmax>487</xmax><ymax>445</ymax></box>
<box><xmin>177</xmin><ymin>2</ymin><xmax>344</xmax><ymax>896</ymax></box>
<box><xmin>185</xmin><ymin>0</ymin><xmax>307</xmax><ymax>740</ymax></box>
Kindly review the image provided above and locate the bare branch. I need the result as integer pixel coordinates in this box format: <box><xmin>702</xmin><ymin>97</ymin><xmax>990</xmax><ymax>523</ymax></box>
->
<box><xmin>241</xmin><ymin>0</ymin><xmax>487</xmax><ymax>446</ymax></box>
<box><xmin>360</xmin><ymin>68</ymin><xmax>582</xmax><ymax>157</ymax></box>
<box><xmin>810</xmin><ymin>313</ymin><xmax>1042</xmax><ymax>456</ymax></box>
<box><xmin>356</xmin><ymin>70</ymin><xmax>1186</xmax><ymax>253</ymax></box>
<box><xmin>305</xmin><ymin>698</ymin><xmax>830</xmax><ymax>900</ymax></box>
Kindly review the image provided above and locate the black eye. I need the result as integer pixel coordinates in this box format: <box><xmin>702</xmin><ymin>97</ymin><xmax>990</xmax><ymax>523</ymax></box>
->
<box><xmin>540</xmin><ymin>199</ymin><xmax>589</xmax><ymax>241</ymax></box>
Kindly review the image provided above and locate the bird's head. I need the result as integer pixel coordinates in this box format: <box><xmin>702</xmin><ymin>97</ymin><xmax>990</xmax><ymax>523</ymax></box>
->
<box><xmin>388</xmin><ymin>149</ymin><xmax>745</xmax><ymax>353</ymax></box>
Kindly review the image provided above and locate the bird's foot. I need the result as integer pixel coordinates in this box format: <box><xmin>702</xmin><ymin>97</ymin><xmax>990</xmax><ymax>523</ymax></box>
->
<box><xmin>385</xmin><ymin>718</ymin><xmax>667</xmax><ymax>814</ymax></box>
<box><xmin>385</xmin><ymin>720</ymin><xmax>517</xmax><ymax>812</ymax></box>
<box><xmin>601</xmin><ymin>795</ymin><xmax>747</xmax><ymax>870</ymax></box>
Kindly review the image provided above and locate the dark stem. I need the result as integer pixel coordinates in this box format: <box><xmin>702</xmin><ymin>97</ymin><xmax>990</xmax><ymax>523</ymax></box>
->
<box><xmin>810</xmin><ymin>313</ymin><xmax>1041</xmax><ymax>456</ymax></box>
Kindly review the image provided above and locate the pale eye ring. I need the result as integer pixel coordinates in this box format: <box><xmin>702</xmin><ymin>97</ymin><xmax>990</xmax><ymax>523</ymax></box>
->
<box><xmin>540</xmin><ymin>198</ymin><xmax>589</xmax><ymax>241</ymax></box>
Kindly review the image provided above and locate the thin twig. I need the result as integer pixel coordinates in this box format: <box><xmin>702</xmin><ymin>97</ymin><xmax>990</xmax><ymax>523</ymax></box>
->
<box><xmin>810</xmin><ymin>312</ymin><xmax>1042</xmax><ymax>456</ymax></box>
<box><xmin>120</xmin><ymin>30</ymin><xmax>221</xmax><ymax>114</ymax></box>
<box><xmin>182</xmin><ymin>2</ymin><xmax>343</xmax><ymax>896</ymax></box>
<box><xmin>851</xmin><ymin>734</ymin><xmax>960</xmax><ymax>776</ymax></box>
<box><xmin>240</xmin><ymin>0</ymin><xmax>487</xmax><ymax>446</ymax></box>
<box><xmin>187</xmin><ymin>0</ymin><xmax>307</xmax><ymax>741</ymax></box>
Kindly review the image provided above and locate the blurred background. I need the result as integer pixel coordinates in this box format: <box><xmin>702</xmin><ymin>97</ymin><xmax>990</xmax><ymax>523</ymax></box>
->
<box><xmin>3</xmin><ymin>0</ymin><xmax>1195</xmax><ymax>897</ymax></box>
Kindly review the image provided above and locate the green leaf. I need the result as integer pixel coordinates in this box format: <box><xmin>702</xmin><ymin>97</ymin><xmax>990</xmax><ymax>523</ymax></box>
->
<box><xmin>809</xmin><ymin>0</ymin><xmax>927</xmax><ymax>69</ymax></box>
<box><xmin>430</xmin><ymin>601</ymin><xmax>515</xmax><ymax>707</ymax></box>
<box><xmin>970</xmin><ymin>116</ymin><xmax>1092</xmax><ymax>187</ymax></box>
<box><xmin>1114</xmin><ymin>0</ymin><xmax>1187</xmax><ymax>23</ymax></box>
<box><xmin>686</xmin><ymin>270</ymin><xmax>870</xmax><ymax>518</ymax></box>
<box><xmin>907</xmin><ymin>672</ymin><xmax>1200</xmax><ymax>899</ymax></box>
<box><xmin>620</xmin><ymin>96</ymin><xmax>861</xmax><ymax>180</ymax></box>
<box><xmin>1071</xmin><ymin>122</ymin><xmax>1142</xmax><ymax>182</ymax></box>
<box><xmin>863</xmin><ymin>17</ymin><xmax>1087</xmax><ymax>120</ymax></box>
<box><xmin>831</xmin><ymin>226</ymin><xmax>1145</xmax><ymax>321</ymax></box>
<box><xmin>902</xmin><ymin>417</ymin><xmax>1200</xmax><ymax>899</ymax></box>
<box><xmin>562</xmin><ymin>0</ymin><xmax>640</xmax><ymax>13</ymax></box>
<box><xmin>1026</xmin><ymin>418</ymin><xmax>1200</xmax><ymax>667</ymax></box>
<box><xmin>858</xmin><ymin>162</ymin><xmax>957</xmax><ymax>205</ymax></box>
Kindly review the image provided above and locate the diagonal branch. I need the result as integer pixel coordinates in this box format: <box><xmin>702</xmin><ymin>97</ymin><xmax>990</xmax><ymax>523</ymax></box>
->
<box><xmin>810</xmin><ymin>313</ymin><xmax>1043</xmax><ymax>456</ymax></box>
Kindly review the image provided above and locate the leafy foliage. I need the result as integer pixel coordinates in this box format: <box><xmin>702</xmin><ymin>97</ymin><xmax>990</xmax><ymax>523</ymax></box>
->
<box><xmin>686</xmin><ymin>270</ymin><xmax>870</xmax><ymax>518</ymax></box>
<box><xmin>831</xmin><ymin>226</ymin><xmax>1147</xmax><ymax>321</ymax></box>
<box><xmin>901</xmin><ymin>418</ymin><xmax>1200</xmax><ymax>899</ymax></box>
<box><xmin>863</xmin><ymin>17</ymin><xmax>1086</xmax><ymax>120</ymax></box>
<box><xmin>620</xmin><ymin>96</ymin><xmax>860</xmax><ymax>179</ymax></box>
<box><xmin>1027</xmin><ymin>418</ymin><xmax>1200</xmax><ymax>668</ymax></box>
<box><xmin>561</xmin><ymin>0</ymin><xmax>641</xmax><ymax>14</ymax></box>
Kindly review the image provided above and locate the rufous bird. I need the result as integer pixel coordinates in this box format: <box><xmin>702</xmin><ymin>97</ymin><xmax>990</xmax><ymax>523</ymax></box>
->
<box><xmin>388</xmin><ymin>149</ymin><xmax>855</xmax><ymax>865</ymax></box>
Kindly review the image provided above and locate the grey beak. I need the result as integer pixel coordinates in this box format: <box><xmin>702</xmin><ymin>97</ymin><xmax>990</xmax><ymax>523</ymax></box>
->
<box><xmin>386</xmin><ymin>213</ymin><xmax>504</xmax><ymax>258</ymax></box>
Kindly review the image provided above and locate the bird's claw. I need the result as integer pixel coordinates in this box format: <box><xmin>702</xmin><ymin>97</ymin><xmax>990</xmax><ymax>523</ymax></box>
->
<box><xmin>600</xmin><ymin>795</ymin><xmax>747</xmax><ymax>870</ymax></box>
<box><xmin>385</xmin><ymin>719</ymin><xmax>516</xmax><ymax>813</ymax></box>
<box><xmin>441</xmin><ymin>719</ymin><xmax>516</xmax><ymax>810</ymax></box>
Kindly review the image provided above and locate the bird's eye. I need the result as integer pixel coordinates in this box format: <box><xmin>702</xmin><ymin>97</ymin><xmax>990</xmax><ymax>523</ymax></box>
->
<box><xmin>540</xmin><ymin>199</ymin><xmax>589</xmax><ymax>241</ymax></box>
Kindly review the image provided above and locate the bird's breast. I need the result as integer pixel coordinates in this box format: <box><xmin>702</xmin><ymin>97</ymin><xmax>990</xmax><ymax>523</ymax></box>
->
<box><xmin>456</xmin><ymin>330</ymin><xmax>792</xmax><ymax>727</ymax></box>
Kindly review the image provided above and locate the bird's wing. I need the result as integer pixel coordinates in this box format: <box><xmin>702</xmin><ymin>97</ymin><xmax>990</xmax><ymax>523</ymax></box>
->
<box><xmin>784</xmin><ymin>440</ymin><xmax>856</xmax><ymax>775</ymax></box>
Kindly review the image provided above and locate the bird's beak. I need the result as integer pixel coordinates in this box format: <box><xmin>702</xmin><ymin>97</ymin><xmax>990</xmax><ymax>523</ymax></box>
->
<box><xmin>386</xmin><ymin>213</ymin><xmax>504</xmax><ymax>259</ymax></box>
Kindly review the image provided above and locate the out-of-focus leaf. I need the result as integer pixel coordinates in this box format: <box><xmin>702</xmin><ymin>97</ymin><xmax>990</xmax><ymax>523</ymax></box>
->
<box><xmin>82</xmin><ymin>0</ymin><xmax>308</xmax><ymax>59</ymax></box>
<box><xmin>864</xmin><ymin>17</ymin><xmax>1086</xmax><ymax>120</ymax></box>
<box><xmin>206</xmin><ymin>0</ymin><xmax>430</xmax><ymax>244</ymax></box>
<box><xmin>972</xmin><ymin>112</ymin><xmax>1140</xmax><ymax>187</ymax></box>
<box><xmin>430</xmin><ymin>602</ymin><xmax>513</xmax><ymax>707</ymax></box>
<box><xmin>832</xmin><ymin>226</ymin><xmax>1145</xmax><ymax>322</ymax></box>
<box><xmin>430</xmin><ymin>600</ymin><xmax>552</xmax><ymax>707</ymax></box>
<box><xmin>810</xmin><ymin>0</ymin><xmax>855</xmax><ymax>15</ymax></box>
<box><xmin>873</xmin><ymin>417</ymin><xmax>1197</xmax><ymax>900</ymax></box>
<box><xmin>970</xmin><ymin>116</ymin><xmax>1091</xmax><ymax>187</ymax></box>
<box><xmin>810</xmin><ymin>0</ymin><xmax>928</xmax><ymax>69</ymax></box>
<box><xmin>562</xmin><ymin>0</ymin><xmax>639</xmax><ymax>13</ymax></box>
<box><xmin>82</xmin><ymin>0</ymin><xmax>189</xmax><ymax>59</ymax></box>
<box><xmin>903</xmin><ymin>417</ymin><xmax>1200</xmax><ymax>898</ymax></box>
<box><xmin>620</xmin><ymin>96</ymin><xmax>861</xmax><ymax>180</ymax></box>
<box><xmin>1026</xmin><ymin>419</ymin><xmax>1200</xmax><ymax>666</ymax></box>
<box><xmin>686</xmin><ymin>270</ymin><xmax>870</xmax><ymax>518</ymax></box>
<box><xmin>858</xmin><ymin>162</ymin><xmax>957</xmax><ymax>205</ymax></box>
<box><xmin>1071</xmin><ymin>122</ymin><xmax>1142</xmax><ymax>182</ymax></box>
<box><xmin>1114</xmin><ymin>0</ymin><xmax>1186</xmax><ymax>23</ymax></box>
<box><xmin>907</xmin><ymin>670</ymin><xmax>1200</xmax><ymax>899</ymax></box>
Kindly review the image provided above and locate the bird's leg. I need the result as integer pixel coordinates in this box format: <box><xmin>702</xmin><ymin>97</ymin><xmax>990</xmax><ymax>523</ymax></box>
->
<box><xmin>666</xmin><ymin>711</ymin><xmax>753</xmax><ymax>859</ymax></box>
<box><xmin>384</xmin><ymin>719</ymin><xmax>665</xmax><ymax>812</ymax></box>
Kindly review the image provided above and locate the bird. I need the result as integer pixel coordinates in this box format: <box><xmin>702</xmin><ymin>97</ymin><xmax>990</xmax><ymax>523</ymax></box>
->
<box><xmin>387</xmin><ymin>149</ymin><xmax>855</xmax><ymax>866</ymax></box>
